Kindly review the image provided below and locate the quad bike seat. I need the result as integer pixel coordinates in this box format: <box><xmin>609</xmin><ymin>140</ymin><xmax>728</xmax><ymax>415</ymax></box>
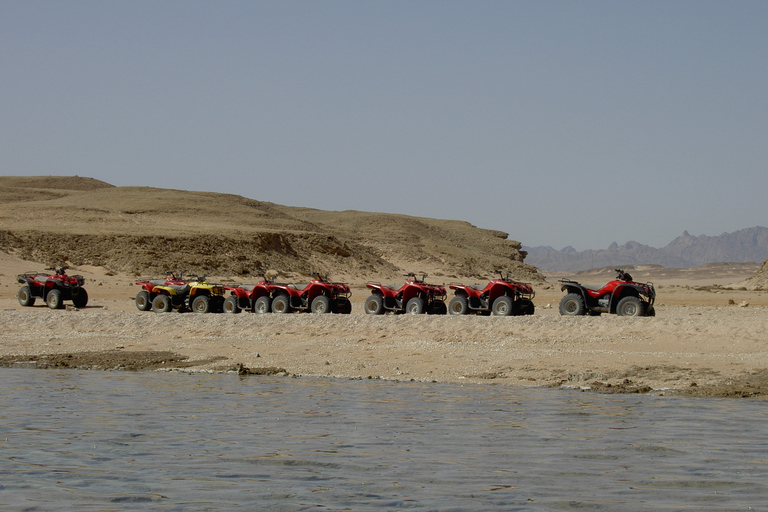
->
<box><xmin>149</xmin><ymin>279</ymin><xmax>166</xmax><ymax>286</ymax></box>
<box><xmin>34</xmin><ymin>276</ymin><xmax>50</xmax><ymax>284</ymax></box>
<box><xmin>240</xmin><ymin>284</ymin><xmax>256</xmax><ymax>292</ymax></box>
<box><xmin>582</xmin><ymin>284</ymin><xmax>604</xmax><ymax>292</ymax></box>
<box><xmin>288</xmin><ymin>284</ymin><xmax>307</xmax><ymax>291</ymax></box>
<box><xmin>167</xmin><ymin>284</ymin><xmax>191</xmax><ymax>295</ymax></box>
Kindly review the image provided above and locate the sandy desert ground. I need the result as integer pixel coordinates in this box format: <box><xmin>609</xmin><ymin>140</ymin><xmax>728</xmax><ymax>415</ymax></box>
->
<box><xmin>2</xmin><ymin>251</ymin><xmax>767</xmax><ymax>398</ymax></box>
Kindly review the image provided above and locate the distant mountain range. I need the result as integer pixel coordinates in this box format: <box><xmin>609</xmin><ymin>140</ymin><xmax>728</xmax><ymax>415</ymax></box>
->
<box><xmin>523</xmin><ymin>227</ymin><xmax>768</xmax><ymax>272</ymax></box>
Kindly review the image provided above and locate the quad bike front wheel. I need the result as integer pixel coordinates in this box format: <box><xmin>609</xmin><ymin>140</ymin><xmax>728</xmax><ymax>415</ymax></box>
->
<box><xmin>254</xmin><ymin>296</ymin><xmax>271</xmax><ymax>314</ymax></box>
<box><xmin>492</xmin><ymin>296</ymin><xmax>513</xmax><ymax>316</ymax></box>
<box><xmin>311</xmin><ymin>295</ymin><xmax>331</xmax><ymax>314</ymax></box>
<box><xmin>18</xmin><ymin>286</ymin><xmax>35</xmax><ymax>307</ymax></box>
<box><xmin>406</xmin><ymin>297</ymin><xmax>425</xmax><ymax>315</ymax></box>
<box><xmin>518</xmin><ymin>299</ymin><xmax>535</xmax><ymax>316</ymax></box>
<box><xmin>192</xmin><ymin>295</ymin><xmax>211</xmax><ymax>313</ymax></box>
<box><xmin>72</xmin><ymin>288</ymin><xmax>88</xmax><ymax>308</ymax></box>
<box><xmin>429</xmin><ymin>301</ymin><xmax>447</xmax><ymax>315</ymax></box>
<box><xmin>559</xmin><ymin>293</ymin><xmax>586</xmax><ymax>316</ymax></box>
<box><xmin>364</xmin><ymin>295</ymin><xmax>385</xmax><ymax>315</ymax></box>
<box><xmin>271</xmin><ymin>295</ymin><xmax>291</xmax><ymax>314</ymax></box>
<box><xmin>448</xmin><ymin>296</ymin><xmax>469</xmax><ymax>315</ymax></box>
<box><xmin>335</xmin><ymin>298</ymin><xmax>352</xmax><ymax>314</ymax></box>
<box><xmin>616</xmin><ymin>296</ymin><xmax>646</xmax><ymax>317</ymax></box>
<box><xmin>46</xmin><ymin>289</ymin><xmax>63</xmax><ymax>309</ymax></box>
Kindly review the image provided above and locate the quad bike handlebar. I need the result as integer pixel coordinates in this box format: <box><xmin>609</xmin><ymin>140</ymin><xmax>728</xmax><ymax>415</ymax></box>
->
<box><xmin>403</xmin><ymin>273</ymin><xmax>428</xmax><ymax>283</ymax></box>
<box><xmin>615</xmin><ymin>269</ymin><xmax>633</xmax><ymax>282</ymax></box>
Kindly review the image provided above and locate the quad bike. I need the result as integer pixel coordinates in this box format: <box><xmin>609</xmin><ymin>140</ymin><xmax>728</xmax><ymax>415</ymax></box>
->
<box><xmin>448</xmin><ymin>271</ymin><xmax>535</xmax><ymax>316</ymax></box>
<box><xmin>149</xmin><ymin>273</ymin><xmax>226</xmax><ymax>313</ymax></box>
<box><xmin>364</xmin><ymin>273</ymin><xmax>447</xmax><ymax>315</ymax></box>
<box><xmin>222</xmin><ymin>275</ymin><xmax>277</xmax><ymax>314</ymax></box>
<box><xmin>268</xmin><ymin>273</ymin><xmax>352</xmax><ymax>314</ymax></box>
<box><xmin>17</xmin><ymin>267</ymin><xmax>88</xmax><ymax>309</ymax></box>
<box><xmin>558</xmin><ymin>269</ymin><xmax>656</xmax><ymax>317</ymax></box>
<box><xmin>134</xmin><ymin>271</ymin><xmax>190</xmax><ymax>311</ymax></box>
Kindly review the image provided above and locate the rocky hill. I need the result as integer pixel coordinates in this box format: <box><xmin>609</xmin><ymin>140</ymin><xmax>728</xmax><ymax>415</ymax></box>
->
<box><xmin>524</xmin><ymin>227</ymin><xmax>768</xmax><ymax>272</ymax></box>
<box><xmin>0</xmin><ymin>176</ymin><xmax>540</xmax><ymax>282</ymax></box>
<box><xmin>741</xmin><ymin>258</ymin><xmax>768</xmax><ymax>290</ymax></box>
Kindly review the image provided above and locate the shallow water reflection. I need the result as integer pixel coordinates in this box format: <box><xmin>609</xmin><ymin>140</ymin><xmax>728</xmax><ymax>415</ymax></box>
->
<box><xmin>1</xmin><ymin>369</ymin><xmax>766</xmax><ymax>511</ymax></box>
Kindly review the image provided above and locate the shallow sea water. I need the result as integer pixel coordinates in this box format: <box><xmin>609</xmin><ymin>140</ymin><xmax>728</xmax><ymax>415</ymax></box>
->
<box><xmin>1</xmin><ymin>369</ymin><xmax>767</xmax><ymax>511</ymax></box>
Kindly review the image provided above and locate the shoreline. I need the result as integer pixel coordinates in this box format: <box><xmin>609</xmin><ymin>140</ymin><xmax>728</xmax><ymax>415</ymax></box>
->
<box><xmin>2</xmin><ymin>305</ymin><xmax>767</xmax><ymax>398</ymax></box>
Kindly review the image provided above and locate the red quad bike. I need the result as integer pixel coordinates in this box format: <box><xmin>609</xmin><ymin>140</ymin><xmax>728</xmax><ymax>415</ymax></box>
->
<box><xmin>558</xmin><ymin>269</ymin><xmax>656</xmax><ymax>317</ymax></box>
<box><xmin>17</xmin><ymin>267</ymin><xmax>88</xmax><ymax>309</ymax></box>
<box><xmin>448</xmin><ymin>271</ymin><xmax>535</xmax><ymax>316</ymax></box>
<box><xmin>364</xmin><ymin>273</ymin><xmax>447</xmax><ymax>315</ymax></box>
<box><xmin>269</xmin><ymin>273</ymin><xmax>352</xmax><ymax>314</ymax></box>
<box><xmin>134</xmin><ymin>271</ymin><xmax>189</xmax><ymax>311</ymax></box>
<box><xmin>222</xmin><ymin>275</ymin><xmax>276</xmax><ymax>314</ymax></box>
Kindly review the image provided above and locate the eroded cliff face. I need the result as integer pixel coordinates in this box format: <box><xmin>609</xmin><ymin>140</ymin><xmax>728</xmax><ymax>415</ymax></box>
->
<box><xmin>742</xmin><ymin>259</ymin><xmax>768</xmax><ymax>290</ymax></box>
<box><xmin>0</xmin><ymin>176</ymin><xmax>540</xmax><ymax>281</ymax></box>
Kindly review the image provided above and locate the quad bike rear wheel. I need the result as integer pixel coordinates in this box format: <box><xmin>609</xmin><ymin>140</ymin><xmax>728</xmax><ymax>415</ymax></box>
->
<box><xmin>135</xmin><ymin>291</ymin><xmax>152</xmax><ymax>311</ymax></box>
<box><xmin>559</xmin><ymin>293</ymin><xmax>586</xmax><ymax>316</ymax></box>
<box><xmin>271</xmin><ymin>295</ymin><xmax>291</xmax><ymax>314</ymax></box>
<box><xmin>46</xmin><ymin>289</ymin><xmax>63</xmax><ymax>310</ymax></box>
<box><xmin>406</xmin><ymin>297</ymin><xmax>425</xmax><ymax>315</ymax></box>
<box><xmin>192</xmin><ymin>295</ymin><xmax>211</xmax><ymax>313</ymax></box>
<box><xmin>72</xmin><ymin>288</ymin><xmax>88</xmax><ymax>308</ymax></box>
<box><xmin>152</xmin><ymin>294</ymin><xmax>173</xmax><ymax>313</ymax></box>
<box><xmin>254</xmin><ymin>296</ymin><xmax>271</xmax><ymax>314</ymax></box>
<box><xmin>223</xmin><ymin>296</ymin><xmax>240</xmax><ymax>314</ymax></box>
<box><xmin>18</xmin><ymin>286</ymin><xmax>35</xmax><ymax>307</ymax></box>
<box><xmin>492</xmin><ymin>296</ymin><xmax>513</xmax><ymax>316</ymax></box>
<box><xmin>448</xmin><ymin>296</ymin><xmax>469</xmax><ymax>315</ymax></box>
<box><xmin>364</xmin><ymin>294</ymin><xmax>385</xmax><ymax>315</ymax></box>
<box><xmin>616</xmin><ymin>296</ymin><xmax>646</xmax><ymax>317</ymax></box>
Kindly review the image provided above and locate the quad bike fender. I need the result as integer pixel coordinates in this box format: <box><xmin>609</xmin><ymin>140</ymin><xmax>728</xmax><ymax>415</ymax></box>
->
<box><xmin>17</xmin><ymin>275</ymin><xmax>36</xmax><ymax>287</ymax></box>
<box><xmin>609</xmin><ymin>283</ymin><xmax>651</xmax><ymax>307</ymax></box>
<box><xmin>224</xmin><ymin>287</ymin><xmax>249</xmax><ymax>299</ymax></box>
<box><xmin>251</xmin><ymin>288</ymin><xmax>272</xmax><ymax>300</ymax></box>
<box><xmin>449</xmin><ymin>285</ymin><xmax>482</xmax><ymax>299</ymax></box>
<box><xmin>561</xmin><ymin>283</ymin><xmax>592</xmax><ymax>305</ymax></box>
<box><xmin>366</xmin><ymin>283</ymin><xmax>397</xmax><ymax>299</ymax></box>
<box><xmin>401</xmin><ymin>287</ymin><xmax>427</xmax><ymax>305</ymax></box>
<box><xmin>151</xmin><ymin>285</ymin><xmax>178</xmax><ymax>296</ymax></box>
<box><xmin>486</xmin><ymin>282</ymin><xmax>518</xmax><ymax>304</ymax></box>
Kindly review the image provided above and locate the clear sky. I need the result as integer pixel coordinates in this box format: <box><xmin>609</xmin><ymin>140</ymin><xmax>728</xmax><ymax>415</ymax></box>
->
<box><xmin>2</xmin><ymin>1</ymin><xmax>766</xmax><ymax>250</ymax></box>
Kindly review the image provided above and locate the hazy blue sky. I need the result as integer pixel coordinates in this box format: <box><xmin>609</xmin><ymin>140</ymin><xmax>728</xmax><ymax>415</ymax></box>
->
<box><xmin>2</xmin><ymin>1</ymin><xmax>766</xmax><ymax>250</ymax></box>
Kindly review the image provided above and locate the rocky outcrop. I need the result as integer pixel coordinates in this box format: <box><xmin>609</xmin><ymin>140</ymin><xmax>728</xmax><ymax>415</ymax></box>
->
<box><xmin>0</xmin><ymin>176</ymin><xmax>541</xmax><ymax>282</ymax></box>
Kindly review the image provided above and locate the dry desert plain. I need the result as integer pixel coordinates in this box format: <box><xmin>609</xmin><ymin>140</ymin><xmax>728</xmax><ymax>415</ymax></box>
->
<box><xmin>1</xmin><ymin>252</ymin><xmax>768</xmax><ymax>398</ymax></box>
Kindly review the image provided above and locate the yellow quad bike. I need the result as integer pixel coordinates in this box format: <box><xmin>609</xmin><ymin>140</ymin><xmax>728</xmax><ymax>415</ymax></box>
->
<box><xmin>150</xmin><ymin>274</ymin><xmax>226</xmax><ymax>314</ymax></box>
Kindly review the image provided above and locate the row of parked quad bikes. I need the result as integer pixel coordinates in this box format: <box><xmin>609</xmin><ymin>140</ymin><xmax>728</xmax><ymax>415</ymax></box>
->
<box><xmin>17</xmin><ymin>268</ymin><xmax>656</xmax><ymax>317</ymax></box>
